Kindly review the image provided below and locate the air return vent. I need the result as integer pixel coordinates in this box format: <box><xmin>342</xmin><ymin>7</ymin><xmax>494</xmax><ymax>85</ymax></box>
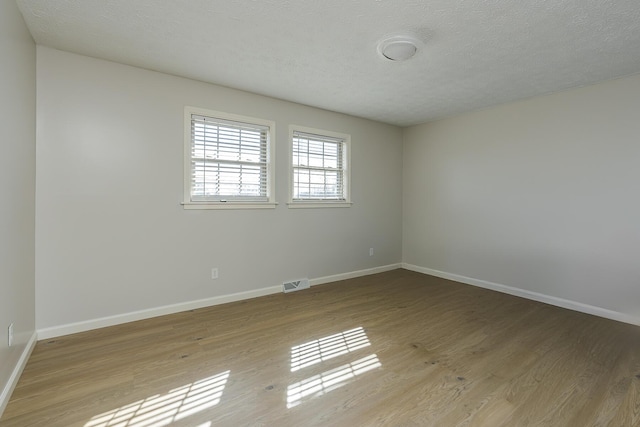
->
<box><xmin>283</xmin><ymin>278</ymin><xmax>310</xmax><ymax>293</ymax></box>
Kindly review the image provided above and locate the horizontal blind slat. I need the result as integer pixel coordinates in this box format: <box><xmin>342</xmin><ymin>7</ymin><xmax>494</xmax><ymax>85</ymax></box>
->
<box><xmin>291</xmin><ymin>129</ymin><xmax>346</xmax><ymax>201</ymax></box>
<box><xmin>190</xmin><ymin>112</ymin><xmax>270</xmax><ymax>201</ymax></box>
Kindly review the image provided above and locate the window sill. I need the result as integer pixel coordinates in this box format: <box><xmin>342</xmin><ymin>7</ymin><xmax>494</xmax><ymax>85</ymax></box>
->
<box><xmin>182</xmin><ymin>202</ymin><xmax>278</xmax><ymax>210</ymax></box>
<box><xmin>287</xmin><ymin>201</ymin><xmax>353</xmax><ymax>209</ymax></box>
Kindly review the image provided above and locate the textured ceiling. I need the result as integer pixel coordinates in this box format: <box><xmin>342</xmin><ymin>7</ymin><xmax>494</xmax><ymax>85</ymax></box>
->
<box><xmin>15</xmin><ymin>0</ymin><xmax>640</xmax><ymax>126</ymax></box>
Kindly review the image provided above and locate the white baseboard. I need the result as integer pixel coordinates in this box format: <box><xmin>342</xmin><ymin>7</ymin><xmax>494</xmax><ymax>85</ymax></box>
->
<box><xmin>310</xmin><ymin>263</ymin><xmax>402</xmax><ymax>286</ymax></box>
<box><xmin>37</xmin><ymin>263</ymin><xmax>403</xmax><ymax>340</ymax></box>
<box><xmin>402</xmin><ymin>263</ymin><xmax>640</xmax><ymax>326</ymax></box>
<box><xmin>37</xmin><ymin>285</ymin><xmax>282</xmax><ymax>340</ymax></box>
<box><xmin>0</xmin><ymin>332</ymin><xmax>37</xmax><ymax>418</ymax></box>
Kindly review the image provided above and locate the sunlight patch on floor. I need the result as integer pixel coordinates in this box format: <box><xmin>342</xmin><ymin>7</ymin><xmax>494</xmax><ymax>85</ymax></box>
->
<box><xmin>286</xmin><ymin>354</ymin><xmax>381</xmax><ymax>408</ymax></box>
<box><xmin>290</xmin><ymin>327</ymin><xmax>371</xmax><ymax>372</ymax></box>
<box><xmin>84</xmin><ymin>371</ymin><xmax>230</xmax><ymax>427</ymax></box>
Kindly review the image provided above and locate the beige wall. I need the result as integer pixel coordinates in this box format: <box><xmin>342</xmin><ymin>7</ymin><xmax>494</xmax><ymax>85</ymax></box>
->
<box><xmin>35</xmin><ymin>47</ymin><xmax>403</xmax><ymax>331</ymax></box>
<box><xmin>0</xmin><ymin>0</ymin><xmax>36</xmax><ymax>412</ymax></box>
<box><xmin>403</xmin><ymin>74</ymin><xmax>640</xmax><ymax>322</ymax></box>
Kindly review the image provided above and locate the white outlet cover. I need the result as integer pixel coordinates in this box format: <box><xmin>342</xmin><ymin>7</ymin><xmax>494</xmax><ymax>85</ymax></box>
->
<box><xmin>8</xmin><ymin>323</ymin><xmax>14</xmax><ymax>347</ymax></box>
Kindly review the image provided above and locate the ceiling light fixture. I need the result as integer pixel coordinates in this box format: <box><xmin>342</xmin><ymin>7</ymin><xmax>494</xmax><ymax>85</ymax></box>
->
<box><xmin>377</xmin><ymin>35</ymin><xmax>420</xmax><ymax>61</ymax></box>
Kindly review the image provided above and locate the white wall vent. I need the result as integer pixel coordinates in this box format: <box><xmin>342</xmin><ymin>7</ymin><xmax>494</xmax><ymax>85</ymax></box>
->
<box><xmin>283</xmin><ymin>278</ymin><xmax>310</xmax><ymax>293</ymax></box>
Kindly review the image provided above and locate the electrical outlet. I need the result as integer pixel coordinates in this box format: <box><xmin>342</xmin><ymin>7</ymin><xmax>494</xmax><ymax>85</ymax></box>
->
<box><xmin>211</xmin><ymin>268</ymin><xmax>219</xmax><ymax>279</ymax></box>
<box><xmin>8</xmin><ymin>323</ymin><xmax>14</xmax><ymax>347</ymax></box>
<box><xmin>369</xmin><ymin>248</ymin><xmax>374</xmax><ymax>256</ymax></box>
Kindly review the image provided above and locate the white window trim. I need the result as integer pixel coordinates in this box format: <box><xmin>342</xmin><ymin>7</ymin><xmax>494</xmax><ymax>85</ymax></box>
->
<box><xmin>288</xmin><ymin>125</ymin><xmax>352</xmax><ymax>209</ymax></box>
<box><xmin>183</xmin><ymin>106</ymin><xmax>277</xmax><ymax>210</ymax></box>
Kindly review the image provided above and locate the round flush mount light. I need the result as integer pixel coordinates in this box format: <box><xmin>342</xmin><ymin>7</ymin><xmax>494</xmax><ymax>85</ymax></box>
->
<box><xmin>377</xmin><ymin>35</ymin><xmax>420</xmax><ymax>61</ymax></box>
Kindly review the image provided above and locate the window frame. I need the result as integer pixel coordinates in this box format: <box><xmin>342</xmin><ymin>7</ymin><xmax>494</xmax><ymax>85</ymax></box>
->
<box><xmin>288</xmin><ymin>125</ymin><xmax>352</xmax><ymax>209</ymax></box>
<box><xmin>183</xmin><ymin>106</ymin><xmax>276</xmax><ymax>210</ymax></box>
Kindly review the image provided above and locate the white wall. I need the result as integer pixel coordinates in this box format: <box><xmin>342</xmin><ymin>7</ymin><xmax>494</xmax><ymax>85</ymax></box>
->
<box><xmin>0</xmin><ymin>0</ymin><xmax>36</xmax><ymax>413</ymax></box>
<box><xmin>403</xmin><ymin>74</ymin><xmax>640</xmax><ymax>323</ymax></box>
<box><xmin>35</xmin><ymin>47</ymin><xmax>403</xmax><ymax>332</ymax></box>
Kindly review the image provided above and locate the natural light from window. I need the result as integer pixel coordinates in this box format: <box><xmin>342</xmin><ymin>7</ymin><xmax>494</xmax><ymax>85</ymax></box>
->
<box><xmin>286</xmin><ymin>354</ymin><xmax>381</xmax><ymax>408</ymax></box>
<box><xmin>291</xmin><ymin>128</ymin><xmax>348</xmax><ymax>202</ymax></box>
<box><xmin>191</xmin><ymin>119</ymin><xmax>266</xmax><ymax>199</ymax></box>
<box><xmin>84</xmin><ymin>371</ymin><xmax>230</xmax><ymax>427</ymax></box>
<box><xmin>290</xmin><ymin>327</ymin><xmax>371</xmax><ymax>372</ymax></box>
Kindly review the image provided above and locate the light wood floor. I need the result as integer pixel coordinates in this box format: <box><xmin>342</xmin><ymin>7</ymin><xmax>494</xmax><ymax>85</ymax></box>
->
<box><xmin>2</xmin><ymin>269</ymin><xmax>639</xmax><ymax>426</ymax></box>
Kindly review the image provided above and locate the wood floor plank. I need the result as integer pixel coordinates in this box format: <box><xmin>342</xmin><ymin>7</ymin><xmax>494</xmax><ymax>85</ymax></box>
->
<box><xmin>2</xmin><ymin>269</ymin><xmax>639</xmax><ymax>426</ymax></box>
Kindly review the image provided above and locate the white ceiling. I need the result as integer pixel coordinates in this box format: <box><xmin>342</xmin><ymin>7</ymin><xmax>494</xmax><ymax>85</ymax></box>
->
<box><xmin>15</xmin><ymin>0</ymin><xmax>640</xmax><ymax>127</ymax></box>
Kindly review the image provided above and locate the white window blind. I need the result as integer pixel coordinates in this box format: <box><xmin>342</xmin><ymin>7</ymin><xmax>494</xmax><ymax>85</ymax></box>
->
<box><xmin>189</xmin><ymin>113</ymin><xmax>270</xmax><ymax>202</ymax></box>
<box><xmin>292</xmin><ymin>130</ymin><xmax>347</xmax><ymax>201</ymax></box>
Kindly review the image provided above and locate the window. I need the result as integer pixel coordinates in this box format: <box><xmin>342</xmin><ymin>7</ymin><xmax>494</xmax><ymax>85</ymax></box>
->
<box><xmin>290</xmin><ymin>126</ymin><xmax>351</xmax><ymax>208</ymax></box>
<box><xmin>184</xmin><ymin>107</ymin><xmax>275</xmax><ymax>209</ymax></box>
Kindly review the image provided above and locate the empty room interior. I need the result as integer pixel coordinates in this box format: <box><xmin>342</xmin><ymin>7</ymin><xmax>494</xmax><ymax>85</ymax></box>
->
<box><xmin>2</xmin><ymin>1</ymin><xmax>640</xmax><ymax>426</ymax></box>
